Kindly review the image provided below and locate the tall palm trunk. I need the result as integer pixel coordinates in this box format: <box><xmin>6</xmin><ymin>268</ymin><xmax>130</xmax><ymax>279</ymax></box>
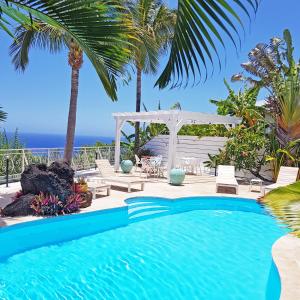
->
<box><xmin>64</xmin><ymin>41</ymin><xmax>83</xmax><ymax>163</ymax></box>
<box><xmin>134</xmin><ymin>65</ymin><xmax>142</xmax><ymax>154</ymax></box>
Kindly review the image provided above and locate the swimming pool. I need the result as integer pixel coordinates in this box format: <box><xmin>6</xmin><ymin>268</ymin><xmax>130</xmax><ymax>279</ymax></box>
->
<box><xmin>0</xmin><ymin>197</ymin><xmax>285</xmax><ymax>299</ymax></box>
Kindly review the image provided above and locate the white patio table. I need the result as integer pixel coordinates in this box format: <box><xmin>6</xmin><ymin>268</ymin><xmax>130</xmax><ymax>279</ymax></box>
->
<box><xmin>178</xmin><ymin>157</ymin><xmax>202</xmax><ymax>175</ymax></box>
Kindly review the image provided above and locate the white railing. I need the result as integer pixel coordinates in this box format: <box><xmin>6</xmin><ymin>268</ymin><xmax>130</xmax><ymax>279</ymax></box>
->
<box><xmin>0</xmin><ymin>146</ymin><xmax>124</xmax><ymax>184</ymax></box>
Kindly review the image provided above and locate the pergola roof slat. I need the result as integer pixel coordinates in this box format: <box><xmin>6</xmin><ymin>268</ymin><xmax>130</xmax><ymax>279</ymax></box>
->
<box><xmin>112</xmin><ymin>110</ymin><xmax>241</xmax><ymax>125</ymax></box>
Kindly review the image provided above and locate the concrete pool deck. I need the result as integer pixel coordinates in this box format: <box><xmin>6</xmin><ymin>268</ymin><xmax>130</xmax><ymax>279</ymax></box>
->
<box><xmin>0</xmin><ymin>173</ymin><xmax>299</xmax><ymax>299</ymax></box>
<box><xmin>0</xmin><ymin>174</ymin><xmax>259</xmax><ymax>226</ymax></box>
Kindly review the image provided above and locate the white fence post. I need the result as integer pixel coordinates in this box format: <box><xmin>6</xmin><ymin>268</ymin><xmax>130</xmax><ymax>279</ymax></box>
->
<box><xmin>21</xmin><ymin>149</ymin><xmax>25</xmax><ymax>172</ymax></box>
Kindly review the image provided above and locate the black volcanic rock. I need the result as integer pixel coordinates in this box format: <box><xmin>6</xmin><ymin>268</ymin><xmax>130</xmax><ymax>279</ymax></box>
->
<box><xmin>20</xmin><ymin>162</ymin><xmax>73</xmax><ymax>202</ymax></box>
<box><xmin>1</xmin><ymin>194</ymin><xmax>35</xmax><ymax>217</ymax></box>
<box><xmin>48</xmin><ymin>161</ymin><xmax>74</xmax><ymax>187</ymax></box>
<box><xmin>2</xmin><ymin>161</ymin><xmax>75</xmax><ymax>217</ymax></box>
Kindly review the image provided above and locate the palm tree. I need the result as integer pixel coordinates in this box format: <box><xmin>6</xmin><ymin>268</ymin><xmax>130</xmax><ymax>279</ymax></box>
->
<box><xmin>10</xmin><ymin>18</ymin><xmax>129</xmax><ymax>162</ymax></box>
<box><xmin>127</xmin><ymin>0</ymin><xmax>176</xmax><ymax>153</ymax></box>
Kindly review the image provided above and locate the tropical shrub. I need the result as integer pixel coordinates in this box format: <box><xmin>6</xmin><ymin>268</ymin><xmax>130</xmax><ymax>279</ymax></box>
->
<box><xmin>0</xmin><ymin>129</ymin><xmax>25</xmax><ymax>179</ymax></box>
<box><xmin>30</xmin><ymin>192</ymin><xmax>81</xmax><ymax>216</ymax></box>
<box><xmin>62</xmin><ymin>194</ymin><xmax>81</xmax><ymax>214</ymax></box>
<box><xmin>31</xmin><ymin>193</ymin><xmax>63</xmax><ymax>216</ymax></box>
<box><xmin>178</xmin><ymin>124</ymin><xmax>227</xmax><ymax>138</ymax></box>
<box><xmin>266</xmin><ymin>137</ymin><xmax>300</xmax><ymax>180</ymax></box>
<box><xmin>0</xmin><ymin>129</ymin><xmax>24</xmax><ymax>150</ymax></box>
<box><xmin>262</xmin><ymin>182</ymin><xmax>300</xmax><ymax>238</ymax></box>
<box><xmin>210</xmin><ymin>80</ymin><xmax>264</xmax><ymax>127</ymax></box>
<box><xmin>222</xmin><ymin>124</ymin><xmax>269</xmax><ymax>180</ymax></box>
<box><xmin>204</xmin><ymin>152</ymin><xmax>229</xmax><ymax>176</ymax></box>
<box><xmin>205</xmin><ymin>81</ymin><xmax>270</xmax><ymax>179</ymax></box>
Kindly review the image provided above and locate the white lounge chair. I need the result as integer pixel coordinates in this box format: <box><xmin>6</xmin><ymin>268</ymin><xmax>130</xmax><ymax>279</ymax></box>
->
<box><xmin>87</xmin><ymin>178</ymin><xmax>111</xmax><ymax>198</ymax></box>
<box><xmin>216</xmin><ymin>165</ymin><xmax>239</xmax><ymax>194</ymax></box>
<box><xmin>263</xmin><ymin>166</ymin><xmax>299</xmax><ymax>195</ymax></box>
<box><xmin>95</xmin><ymin>159</ymin><xmax>146</xmax><ymax>192</ymax></box>
<box><xmin>134</xmin><ymin>154</ymin><xmax>142</xmax><ymax>173</ymax></box>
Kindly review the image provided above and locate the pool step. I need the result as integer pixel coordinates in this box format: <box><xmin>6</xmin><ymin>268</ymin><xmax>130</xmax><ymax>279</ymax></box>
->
<box><xmin>127</xmin><ymin>202</ymin><xmax>171</xmax><ymax>222</ymax></box>
<box><xmin>129</xmin><ymin>208</ymin><xmax>170</xmax><ymax>222</ymax></box>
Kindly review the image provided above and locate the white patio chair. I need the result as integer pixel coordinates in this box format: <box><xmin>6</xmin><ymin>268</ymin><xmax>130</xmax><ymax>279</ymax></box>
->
<box><xmin>263</xmin><ymin>166</ymin><xmax>299</xmax><ymax>195</ymax></box>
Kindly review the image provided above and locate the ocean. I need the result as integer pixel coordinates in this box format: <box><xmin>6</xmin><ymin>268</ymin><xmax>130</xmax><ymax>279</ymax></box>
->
<box><xmin>6</xmin><ymin>132</ymin><xmax>115</xmax><ymax>148</ymax></box>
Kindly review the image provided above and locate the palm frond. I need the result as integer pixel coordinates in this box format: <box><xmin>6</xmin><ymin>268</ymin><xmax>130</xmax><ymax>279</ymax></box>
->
<box><xmin>155</xmin><ymin>0</ymin><xmax>258</xmax><ymax>89</ymax></box>
<box><xmin>128</xmin><ymin>0</ymin><xmax>176</xmax><ymax>75</ymax></box>
<box><xmin>10</xmin><ymin>23</ymin><xmax>66</xmax><ymax>71</ymax></box>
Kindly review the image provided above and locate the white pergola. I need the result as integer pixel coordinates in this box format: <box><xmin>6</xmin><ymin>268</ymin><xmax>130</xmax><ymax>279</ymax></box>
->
<box><xmin>113</xmin><ymin>110</ymin><xmax>241</xmax><ymax>178</ymax></box>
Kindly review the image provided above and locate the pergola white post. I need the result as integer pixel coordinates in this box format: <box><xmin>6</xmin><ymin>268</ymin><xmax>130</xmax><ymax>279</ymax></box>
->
<box><xmin>166</xmin><ymin>119</ymin><xmax>183</xmax><ymax>181</ymax></box>
<box><xmin>114</xmin><ymin>118</ymin><xmax>124</xmax><ymax>171</ymax></box>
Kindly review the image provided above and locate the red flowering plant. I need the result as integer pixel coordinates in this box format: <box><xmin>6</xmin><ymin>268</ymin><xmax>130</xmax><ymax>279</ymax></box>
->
<box><xmin>62</xmin><ymin>194</ymin><xmax>81</xmax><ymax>214</ymax></box>
<box><xmin>31</xmin><ymin>192</ymin><xmax>63</xmax><ymax>216</ymax></box>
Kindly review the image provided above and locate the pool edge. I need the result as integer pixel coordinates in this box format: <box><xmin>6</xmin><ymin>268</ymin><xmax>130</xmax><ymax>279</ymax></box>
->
<box><xmin>272</xmin><ymin>234</ymin><xmax>300</xmax><ymax>300</ymax></box>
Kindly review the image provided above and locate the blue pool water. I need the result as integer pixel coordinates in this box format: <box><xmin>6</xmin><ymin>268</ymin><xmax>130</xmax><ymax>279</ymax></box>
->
<box><xmin>0</xmin><ymin>197</ymin><xmax>285</xmax><ymax>300</ymax></box>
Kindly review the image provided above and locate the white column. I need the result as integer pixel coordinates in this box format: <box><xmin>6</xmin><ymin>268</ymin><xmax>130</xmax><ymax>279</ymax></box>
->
<box><xmin>114</xmin><ymin>118</ymin><xmax>124</xmax><ymax>171</ymax></box>
<box><xmin>166</xmin><ymin>120</ymin><xmax>183</xmax><ymax>181</ymax></box>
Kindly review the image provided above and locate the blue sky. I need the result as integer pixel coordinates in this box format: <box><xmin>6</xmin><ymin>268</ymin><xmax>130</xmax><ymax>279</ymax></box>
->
<box><xmin>1</xmin><ymin>0</ymin><xmax>300</xmax><ymax>137</ymax></box>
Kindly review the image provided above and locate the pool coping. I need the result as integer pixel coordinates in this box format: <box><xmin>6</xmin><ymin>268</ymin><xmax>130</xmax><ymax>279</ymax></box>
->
<box><xmin>272</xmin><ymin>234</ymin><xmax>300</xmax><ymax>300</ymax></box>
